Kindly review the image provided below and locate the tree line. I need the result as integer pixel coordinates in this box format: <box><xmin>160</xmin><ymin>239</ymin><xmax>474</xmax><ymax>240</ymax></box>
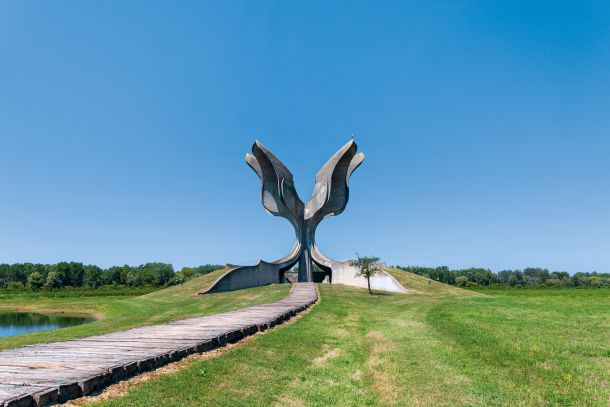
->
<box><xmin>392</xmin><ymin>265</ymin><xmax>610</xmax><ymax>288</ymax></box>
<box><xmin>0</xmin><ymin>262</ymin><xmax>225</xmax><ymax>290</ymax></box>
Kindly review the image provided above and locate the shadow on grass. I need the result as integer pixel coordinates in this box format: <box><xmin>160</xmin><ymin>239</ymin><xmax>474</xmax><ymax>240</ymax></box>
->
<box><xmin>369</xmin><ymin>291</ymin><xmax>394</xmax><ymax>296</ymax></box>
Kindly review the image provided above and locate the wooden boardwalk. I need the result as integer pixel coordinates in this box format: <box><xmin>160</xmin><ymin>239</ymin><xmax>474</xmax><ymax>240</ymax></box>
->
<box><xmin>0</xmin><ymin>283</ymin><xmax>317</xmax><ymax>407</ymax></box>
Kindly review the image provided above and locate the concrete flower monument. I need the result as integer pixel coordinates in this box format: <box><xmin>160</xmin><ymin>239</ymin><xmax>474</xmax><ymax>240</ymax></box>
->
<box><xmin>201</xmin><ymin>139</ymin><xmax>409</xmax><ymax>294</ymax></box>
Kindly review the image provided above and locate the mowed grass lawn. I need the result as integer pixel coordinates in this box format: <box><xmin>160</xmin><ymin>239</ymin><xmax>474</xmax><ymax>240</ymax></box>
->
<box><xmin>92</xmin><ymin>269</ymin><xmax>609</xmax><ymax>407</ymax></box>
<box><xmin>0</xmin><ymin>268</ymin><xmax>290</xmax><ymax>350</ymax></box>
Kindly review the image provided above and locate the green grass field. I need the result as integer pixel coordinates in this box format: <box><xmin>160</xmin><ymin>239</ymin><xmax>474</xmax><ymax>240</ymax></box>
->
<box><xmin>2</xmin><ymin>268</ymin><xmax>608</xmax><ymax>406</ymax></box>
<box><xmin>0</xmin><ymin>268</ymin><xmax>290</xmax><ymax>350</ymax></box>
<box><xmin>90</xmin><ymin>269</ymin><xmax>609</xmax><ymax>407</ymax></box>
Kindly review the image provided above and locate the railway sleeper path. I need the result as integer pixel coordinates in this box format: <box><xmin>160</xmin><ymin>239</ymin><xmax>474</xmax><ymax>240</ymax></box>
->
<box><xmin>0</xmin><ymin>283</ymin><xmax>317</xmax><ymax>407</ymax></box>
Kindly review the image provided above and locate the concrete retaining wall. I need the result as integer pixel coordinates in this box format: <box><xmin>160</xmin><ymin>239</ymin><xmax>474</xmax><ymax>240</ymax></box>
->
<box><xmin>330</xmin><ymin>262</ymin><xmax>414</xmax><ymax>294</ymax></box>
<box><xmin>201</xmin><ymin>261</ymin><xmax>281</xmax><ymax>294</ymax></box>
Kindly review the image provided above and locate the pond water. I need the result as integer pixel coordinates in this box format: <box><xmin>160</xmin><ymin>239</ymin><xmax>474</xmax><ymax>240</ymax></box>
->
<box><xmin>0</xmin><ymin>312</ymin><xmax>93</xmax><ymax>338</ymax></box>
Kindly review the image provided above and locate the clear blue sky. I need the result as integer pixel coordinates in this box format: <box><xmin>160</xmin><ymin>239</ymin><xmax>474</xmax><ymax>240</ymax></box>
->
<box><xmin>1</xmin><ymin>1</ymin><xmax>609</xmax><ymax>273</ymax></box>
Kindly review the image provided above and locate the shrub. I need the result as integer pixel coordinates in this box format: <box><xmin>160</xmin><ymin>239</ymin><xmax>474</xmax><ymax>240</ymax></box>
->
<box><xmin>7</xmin><ymin>281</ymin><xmax>25</xmax><ymax>290</ymax></box>
<box><xmin>545</xmin><ymin>278</ymin><xmax>563</xmax><ymax>287</ymax></box>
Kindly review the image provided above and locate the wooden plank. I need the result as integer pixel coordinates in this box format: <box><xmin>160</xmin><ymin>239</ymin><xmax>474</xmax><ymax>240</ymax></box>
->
<box><xmin>0</xmin><ymin>383</ymin><xmax>52</xmax><ymax>400</ymax></box>
<box><xmin>0</xmin><ymin>283</ymin><xmax>317</xmax><ymax>406</ymax></box>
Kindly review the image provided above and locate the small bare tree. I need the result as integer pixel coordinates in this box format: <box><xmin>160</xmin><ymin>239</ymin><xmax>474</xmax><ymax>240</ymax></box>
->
<box><xmin>349</xmin><ymin>254</ymin><xmax>383</xmax><ymax>294</ymax></box>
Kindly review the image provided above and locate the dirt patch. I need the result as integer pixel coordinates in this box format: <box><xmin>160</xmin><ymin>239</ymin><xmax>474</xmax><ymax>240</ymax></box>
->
<box><xmin>345</xmin><ymin>313</ymin><xmax>359</xmax><ymax>324</ymax></box>
<box><xmin>312</xmin><ymin>348</ymin><xmax>340</xmax><ymax>366</ymax></box>
<box><xmin>366</xmin><ymin>330</ymin><xmax>384</xmax><ymax>340</ymax></box>
<box><xmin>366</xmin><ymin>330</ymin><xmax>398</xmax><ymax>405</ymax></box>
<box><xmin>332</xmin><ymin>328</ymin><xmax>349</xmax><ymax>338</ymax></box>
<box><xmin>273</xmin><ymin>395</ymin><xmax>307</xmax><ymax>407</ymax></box>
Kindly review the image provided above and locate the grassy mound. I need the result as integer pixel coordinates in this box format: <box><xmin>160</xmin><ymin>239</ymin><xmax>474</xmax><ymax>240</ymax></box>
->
<box><xmin>142</xmin><ymin>267</ymin><xmax>229</xmax><ymax>299</ymax></box>
<box><xmin>385</xmin><ymin>267</ymin><xmax>483</xmax><ymax>297</ymax></box>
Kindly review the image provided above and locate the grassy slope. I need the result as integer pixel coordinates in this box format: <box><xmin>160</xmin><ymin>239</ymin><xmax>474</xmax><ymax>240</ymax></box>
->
<box><xmin>0</xmin><ymin>268</ymin><xmax>290</xmax><ymax>350</ymax></box>
<box><xmin>93</xmin><ymin>269</ymin><xmax>609</xmax><ymax>407</ymax></box>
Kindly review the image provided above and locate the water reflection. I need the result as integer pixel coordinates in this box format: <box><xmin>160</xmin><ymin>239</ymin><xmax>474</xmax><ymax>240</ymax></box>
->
<box><xmin>0</xmin><ymin>312</ymin><xmax>93</xmax><ymax>338</ymax></box>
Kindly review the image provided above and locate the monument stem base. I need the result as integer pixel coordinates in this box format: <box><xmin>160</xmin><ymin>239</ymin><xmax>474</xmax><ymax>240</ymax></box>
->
<box><xmin>297</xmin><ymin>248</ymin><xmax>313</xmax><ymax>282</ymax></box>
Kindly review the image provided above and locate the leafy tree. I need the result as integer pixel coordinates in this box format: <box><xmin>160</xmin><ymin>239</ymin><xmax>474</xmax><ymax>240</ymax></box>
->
<box><xmin>0</xmin><ymin>261</ymin><xmax>225</xmax><ymax>290</ymax></box>
<box><xmin>45</xmin><ymin>262</ymin><xmax>84</xmax><ymax>288</ymax></box>
<box><xmin>83</xmin><ymin>265</ymin><xmax>103</xmax><ymax>288</ymax></box>
<box><xmin>170</xmin><ymin>273</ymin><xmax>185</xmax><ymax>286</ymax></box>
<box><xmin>524</xmin><ymin>268</ymin><xmax>550</xmax><ymax>285</ymax></box>
<box><xmin>513</xmin><ymin>270</ymin><xmax>524</xmax><ymax>285</ymax></box>
<box><xmin>497</xmin><ymin>270</ymin><xmax>513</xmax><ymax>284</ymax></box>
<box><xmin>27</xmin><ymin>271</ymin><xmax>45</xmax><ymax>290</ymax></box>
<box><xmin>103</xmin><ymin>266</ymin><xmax>128</xmax><ymax>285</ymax></box>
<box><xmin>138</xmin><ymin>263</ymin><xmax>174</xmax><ymax>286</ymax></box>
<box><xmin>125</xmin><ymin>267</ymin><xmax>143</xmax><ymax>287</ymax></box>
<box><xmin>455</xmin><ymin>276</ymin><xmax>468</xmax><ymax>286</ymax></box>
<box><xmin>44</xmin><ymin>270</ymin><xmax>64</xmax><ymax>289</ymax></box>
<box><xmin>180</xmin><ymin>267</ymin><xmax>196</xmax><ymax>281</ymax></box>
<box><xmin>545</xmin><ymin>278</ymin><xmax>563</xmax><ymax>287</ymax></box>
<box><xmin>150</xmin><ymin>263</ymin><xmax>175</xmax><ymax>286</ymax></box>
<box><xmin>552</xmin><ymin>271</ymin><xmax>570</xmax><ymax>281</ymax></box>
<box><xmin>66</xmin><ymin>262</ymin><xmax>85</xmax><ymax>287</ymax></box>
<box><xmin>0</xmin><ymin>264</ymin><xmax>10</xmax><ymax>288</ymax></box>
<box><xmin>350</xmin><ymin>254</ymin><xmax>383</xmax><ymax>294</ymax></box>
<box><xmin>6</xmin><ymin>264</ymin><xmax>26</xmax><ymax>286</ymax></box>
